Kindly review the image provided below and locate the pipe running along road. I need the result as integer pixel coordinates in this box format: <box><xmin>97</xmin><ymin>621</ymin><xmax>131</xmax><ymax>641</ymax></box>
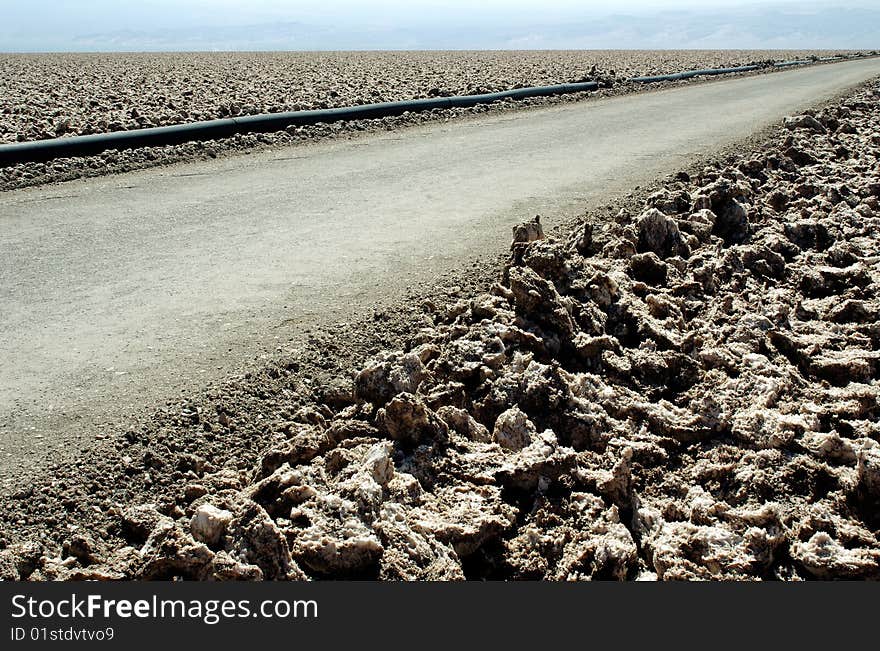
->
<box><xmin>0</xmin><ymin>82</ymin><xmax>599</xmax><ymax>166</ymax></box>
<box><xmin>0</xmin><ymin>52</ymin><xmax>874</xmax><ymax>167</ymax></box>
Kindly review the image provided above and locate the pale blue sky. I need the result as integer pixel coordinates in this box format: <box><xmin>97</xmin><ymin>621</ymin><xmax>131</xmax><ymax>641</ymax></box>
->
<box><xmin>1</xmin><ymin>0</ymin><xmax>877</xmax><ymax>51</ymax></box>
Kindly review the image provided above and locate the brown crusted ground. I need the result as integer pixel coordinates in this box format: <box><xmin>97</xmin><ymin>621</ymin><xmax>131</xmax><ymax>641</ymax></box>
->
<box><xmin>0</xmin><ymin>50</ymin><xmax>867</xmax><ymax>192</ymax></box>
<box><xmin>2</xmin><ymin>80</ymin><xmax>879</xmax><ymax>582</ymax></box>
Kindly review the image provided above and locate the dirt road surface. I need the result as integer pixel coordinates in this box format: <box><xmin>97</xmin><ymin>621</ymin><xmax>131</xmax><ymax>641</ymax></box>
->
<box><xmin>2</xmin><ymin>56</ymin><xmax>879</xmax><ymax>479</ymax></box>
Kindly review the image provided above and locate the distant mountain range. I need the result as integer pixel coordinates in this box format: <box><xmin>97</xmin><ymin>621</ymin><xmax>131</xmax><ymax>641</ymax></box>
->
<box><xmin>3</xmin><ymin>6</ymin><xmax>879</xmax><ymax>52</ymax></box>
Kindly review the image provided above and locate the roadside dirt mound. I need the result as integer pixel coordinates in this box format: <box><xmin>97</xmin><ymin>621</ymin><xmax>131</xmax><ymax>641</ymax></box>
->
<box><xmin>3</xmin><ymin>82</ymin><xmax>879</xmax><ymax>581</ymax></box>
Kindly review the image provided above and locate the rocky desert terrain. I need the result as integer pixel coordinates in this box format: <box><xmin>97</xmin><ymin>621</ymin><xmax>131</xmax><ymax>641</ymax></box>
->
<box><xmin>2</xmin><ymin>76</ymin><xmax>878</xmax><ymax>581</ymax></box>
<box><xmin>0</xmin><ymin>50</ymin><xmax>866</xmax><ymax>191</ymax></box>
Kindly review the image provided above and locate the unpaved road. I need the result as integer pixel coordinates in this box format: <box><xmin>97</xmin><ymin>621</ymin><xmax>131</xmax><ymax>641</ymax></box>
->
<box><xmin>1</xmin><ymin>57</ymin><xmax>879</xmax><ymax>477</ymax></box>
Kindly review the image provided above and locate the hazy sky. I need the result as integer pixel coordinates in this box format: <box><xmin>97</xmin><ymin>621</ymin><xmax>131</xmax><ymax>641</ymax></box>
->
<box><xmin>1</xmin><ymin>0</ymin><xmax>877</xmax><ymax>51</ymax></box>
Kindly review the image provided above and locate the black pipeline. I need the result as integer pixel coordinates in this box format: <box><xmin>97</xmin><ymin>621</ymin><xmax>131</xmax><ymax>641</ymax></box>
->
<box><xmin>628</xmin><ymin>65</ymin><xmax>760</xmax><ymax>84</ymax></box>
<box><xmin>0</xmin><ymin>82</ymin><xmax>598</xmax><ymax>167</ymax></box>
<box><xmin>773</xmin><ymin>60</ymin><xmax>813</xmax><ymax>68</ymax></box>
